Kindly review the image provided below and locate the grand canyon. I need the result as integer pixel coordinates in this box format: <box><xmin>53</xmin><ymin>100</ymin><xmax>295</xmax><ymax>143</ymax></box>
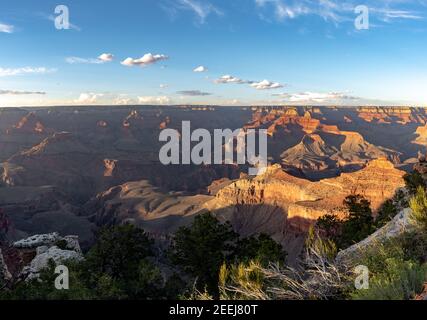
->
<box><xmin>0</xmin><ymin>106</ymin><xmax>425</xmax><ymax>254</ymax></box>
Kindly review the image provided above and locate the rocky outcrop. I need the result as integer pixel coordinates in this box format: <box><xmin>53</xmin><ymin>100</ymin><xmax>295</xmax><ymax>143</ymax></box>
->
<box><xmin>13</xmin><ymin>233</ymin><xmax>62</xmax><ymax>249</ymax></box>
<box><xmin>13</xmin><ymin>233</ymin><xmax>83</xmax><ymax>281</ymax></box>
<box><xmin>336</xmin><ymin>208</ymin><xmax>415</xmax><ymax>264</ymax></box>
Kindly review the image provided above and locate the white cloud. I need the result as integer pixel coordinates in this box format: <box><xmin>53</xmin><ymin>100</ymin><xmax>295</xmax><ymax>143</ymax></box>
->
<box><xmin>215</xmin><ymin>75</ymin><xmax>247</xmax><ymax>84</ymax></box>
<box><xmin>114</xmin><ymin>96</ymin><xmax>136</xmax><ymax>105</ymax></box>
<box><xmin>74</xmin><ymin>93</ymin><xmax>104</xmax><ymax>104</ymax></box>
<box><xmin>98</xmin><ymin>53</ymin><xmax>114</xmax><ymax>62</ymax></box>
<box><xmin>0</xmin><ymin>90</ymin><xmax>46</xmax><ymax>95</ymax></box>
<box><xmin>66</xmin><ymin>53</ymin><xmax>114</xmax><ymax>64</ymax></box>
<box><xmin>193</xmin><ymin>65</ymin><xmax>208</xmax><ymax>72</ymax></box>
<box><xmin>0</xmin><ymin>67</ymin><xmax>56</xmax><ymax>77</ymax></box>
<box><xmin>160</xmin><ymin>84</ymin><xmax>169</xmax><ymax>89</ymax></box>
<box><xmin>250</xmin><ymin>79</ymin><xmax>284</xmax><ymax>90</ymax></box>
<box><xmin>215</xmin><ymin>75</ymin><xmax>284</xmax><ymax>90</ymax></box>
<box><xmin>121</xmin><ymin>53</ymin><xmax>169</xmax><ymax>67</ymax></box>
<box><xmin>138</xmin><ymin>96</ymin><xmax>171</xmax><ymax>105</ymax></box>
<box><xmin>0</xmin><ymin>23</ymin><xmax>14</xmax><ymax>33</ymax></box>
<box><xmin>274</xmin><ymin>91</ymin><xmax>359</xmax><ymax>103</ymax></box>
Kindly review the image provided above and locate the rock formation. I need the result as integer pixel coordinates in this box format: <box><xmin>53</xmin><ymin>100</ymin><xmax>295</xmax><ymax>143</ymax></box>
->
<box><xmin>13</xmin><ymin>233</ymin><xmax>83</xmax><ymax>281</ymax></box>
<box><xmin>357</xmin><ymin>107</ymin><xmax>427</xmax><ymax>124</ymax></box>
<box><xmin>414</xmin><ymin>124</ymin><xmax>427</xmax><ymax>146</ymax></box>
<box><xmin>207</xmin><ymin>158</ymin><xmax>405</xmax><ymax>233</ymax></box>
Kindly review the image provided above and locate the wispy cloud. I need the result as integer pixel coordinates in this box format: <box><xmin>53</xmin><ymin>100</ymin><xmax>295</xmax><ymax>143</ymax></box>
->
<box><xmin>66</xmin><ymin>53</ymin><xmax>114</xmax><ymax>64</ymax></box>
<box><xmin>0</xmin><ymin>89</ymin><xmax>46</xmax><ymax>95</ymax></box>
<box><xmin>215</xmin><ymin>75</ymin><xmax>284</xmax><ymax>90</ymax></box>
<box><xmin>375</xmin><ymin>9</ymin><xmax>423</xmax><ymax>22</ymax></box>
<box><xmin>0</xmin><ymin>23</ymin><xmax>14</xmax><ymax>33</ymax></box>
<box><xmin>177</xmin><ymin>90</ymin><xmax>212</xmax><ymax>96</ymax></box>
<box><xmin>162</xmin><ymin>0</ymin><xmax>223</xmax><ymax>24</ymax></box>
<box><xmin>0</xmin><ymin>67</ymin><xmax>56</xmax><ymax>77</ymax></box>
<box><xmin>255</xmin><ymin>0</ymin><xmax>424</xmax><ymax>25</ymax></box>
<box><xmin>273</xmin><ymin>91</ymin><xmax>359</xmax><ymax>103</ymax></box>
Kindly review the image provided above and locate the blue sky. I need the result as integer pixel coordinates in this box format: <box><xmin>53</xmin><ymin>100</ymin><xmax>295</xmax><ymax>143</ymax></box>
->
<box><xmin>0</xmin><ymin>0</ymin><xmax>427</xmax><ymax>107</ymax></box>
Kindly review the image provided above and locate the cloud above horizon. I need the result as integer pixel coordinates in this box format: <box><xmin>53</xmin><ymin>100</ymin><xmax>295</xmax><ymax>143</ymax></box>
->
<box><xmin>0</xmin><ymin>89</ymin><xmax>46</xmax><ymax>95</ymax></box>
<box><xmin>74</xmin><ymin>93</ymin><xmax>104</xmax><ymax>104</ymax></box>
<box><xmin>121</xmin><ymin>53</ymin><xmax>169</xmax><ymax>67</ymax></box>
<box><xmin>177</xmin><ymin>90</ymin><xmax>212</xmax><ymax>96</ymax></box>
<box><xmin>273</xmin><ymin>91</ymin><xmax>360</xmax><ymax>103</ymax></box>
<box><xmin>0</xmin><ymin>67</ymin><xmax>56</xmax><ymax>77</ymax></box>
<box><xmin>138</xmin><ymin>95</ymin><xmax>171</xmax><ymax>105</ymax></box>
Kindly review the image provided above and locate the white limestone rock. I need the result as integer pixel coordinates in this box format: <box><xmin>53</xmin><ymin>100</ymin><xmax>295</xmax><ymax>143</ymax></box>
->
<box><xmin>22</xmin><ymin>246</ymin><xmax>83</xmax><ymax>281</ymax></box>
<box><xmin>13</xmin><ymin>233</ymin><xmax>60</xmax><ymax>249</ymax></box>
<box><xmin>336</xmin><ymin>208</ymin><xmax>415</xmax><ymax>264</ymax></box>
<box><xmin>13</xmin><ymin>233</ymin><xmax>84</xmax><ymax>281</ymax></box>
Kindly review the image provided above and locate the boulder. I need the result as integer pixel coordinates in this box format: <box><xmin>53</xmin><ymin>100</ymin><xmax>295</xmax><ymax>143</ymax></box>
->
<box><xmin>13</xmin><ymin>233</ymin><xmax>84</xmax><ymax>281</ymax></box>
<box><xmin>21</xmin><ymin>246</ymin><xmax>83</xmax><ymax>281</ymax></box>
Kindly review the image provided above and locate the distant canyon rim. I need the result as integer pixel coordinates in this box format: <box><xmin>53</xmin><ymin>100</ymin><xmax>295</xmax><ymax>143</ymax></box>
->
<box><xmin>0</xmin><ymin>105</ymin><xmax>426</xmax><ymax>259</ymax></box>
